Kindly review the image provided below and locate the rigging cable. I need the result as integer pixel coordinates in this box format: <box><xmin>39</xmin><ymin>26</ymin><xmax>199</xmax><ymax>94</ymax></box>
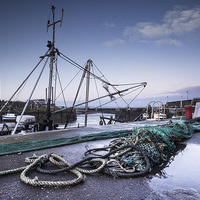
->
<box><xmin>58</xmin><ymin>52</ymin><xmax>111</xmax><ymax>86</ymax></box>
<box><xmin>58</xmin><ymin>52</ymin><xmax>146</xmax><ymax>108</ymax></box>
<box><xmin>53</xmin><ymin>55</ymin><xmax>67</xmax><ymax>108</ymax></box>
<box><xmin>92</xmin><ymin>62</ymin><xmax>131</xmax><ymax>107</ymax></box>
<box><xmin>94</xmin><ymin>85</ymin><xmax>146</xmax><ymax>109</ymax></box>
<box><xmin>8</xmin><ymin>79</ymin><xmax>28</xmax><ymax>109</ymax></box>
<box><xmin>69</xmin><ymin>62</ymin><xmax>88</xmax><ymax>108</ymax></box>
<box><xmin>125</xmin><ymin>85</ymin><xmax>146</xmax><ymax>109</ymax></box>
<box><xmin>55</xmin><ymin>69</ymin><xmax>82</xmax><ymax>101</ymax></box>
<box><xmin>91</xmin><ymin>62</ymin><xmax>120</xmax><ymax>108</ymax></box>
<box><xmin>52</xmin><ymin>83</ymin><xmax>146</xmax><ymax>114</ymax></box>
<box><xmin>53</xmin><ymin>54</ymin><xmax>58</xmax><ymax>106</ymax></box>
<box><xmin>91</xmin><ymin>63</ymin><xmax>104</xmax><ymax>116</ymax></box>
<box><xmin>64</xmin><ymin>62</ymin><xmax>88</xmax><ymax>128</ymax></box>
<box><xmin>12</xmin><ymin>56</ymin><xmax>50</xmax><ymax>135</ymax></box>
<box><xmin>0</xmin><ymin>49</ymin><xmax>50</xmax><ymax>113</ymax></box>
<box><xmin>57</xmin><ymin>70</ymin><xmax>67</xmax><ymax>108</ymax></box>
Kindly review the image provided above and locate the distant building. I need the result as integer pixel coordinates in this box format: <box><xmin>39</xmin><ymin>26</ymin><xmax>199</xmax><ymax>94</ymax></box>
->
<box><xmin>29</xmin><ymin>99</ymin><xmax>46</xmax><ymax>109</ymax></box>
<box><xmin>0</xmin><ymin>99</ymin><xmax>47</xmax><ymax>112</ymax></box>
<box><xmin>166</xmin><ymin>98</ymin><xmax>200</xmax><ymax>108</ymax></box>
<box><xmin>191</xmin><ymin>98</ymin><xmax>200</xmax><ymax>106</ymax></box>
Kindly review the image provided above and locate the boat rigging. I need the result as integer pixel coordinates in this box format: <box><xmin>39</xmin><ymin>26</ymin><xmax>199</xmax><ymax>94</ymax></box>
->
<box><xmin>0</xmin><ymin>5</ymin><xmax>147</xmax><ymax>135</ymax></box>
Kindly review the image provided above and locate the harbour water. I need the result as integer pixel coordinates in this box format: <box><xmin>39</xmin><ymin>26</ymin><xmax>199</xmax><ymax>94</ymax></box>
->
<box><xmin>68</xmin><ymin>112</ymin><xmax>115</xmax><ymax>127</ymax></box>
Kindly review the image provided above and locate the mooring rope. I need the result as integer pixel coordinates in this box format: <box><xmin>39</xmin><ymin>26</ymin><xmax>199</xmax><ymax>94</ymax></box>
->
<box><xmin>20</xmin><ymin>154</ymin><xmax>85</xmax><ymax>187</ymax></box>
<box><xmin>49</xmin><ymin>153</ymin><xmax>106</xmax><ymax>174</ymax></box>
<box><xmin>0</xmin><ymin>154</ymin><xmax>44</xmax><ymax>176</ymax></box>
<box><xmin>36</xmin><ymin>144</ymin><xmax>149</xmax><ymax>174</ymax></box>
<box><xmin>0</xmin><ymin>144</ymin><xmax>150</xmax><ymax>187</ymax></box>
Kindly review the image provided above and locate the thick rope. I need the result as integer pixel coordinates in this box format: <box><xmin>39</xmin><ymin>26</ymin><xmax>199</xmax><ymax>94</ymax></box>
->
<box><xmin>0</xmin><ymin>145</ymin><xmax>149</xmax><ymax>187</ymax></box>
<box><xmin>85</xmin><ymin>144</ymin><xmax>151</xmax><ymax>178</ymax></box>
<box><xmin>0</xmin><ymin>166</ymin><xmax>27</xmax><ymax>175</ymax></box>
<box><xmin>20</xmin><ymin>154</ymin><xmax>85</xmax><ymax>187</ymax></box>
<box><xmin>36</xmin><ymin>144</ymin><xmax>147</xmax><ymax>174</ymax></box>
<box><xmin>49</xmin><ymin>153</ymin><xmax>106</xmax><ymax>174</ymax></box>
<box><xmin>0</xmin><ymin>154</ymin><xmax>43</xmax><ymax>175</ymax></box>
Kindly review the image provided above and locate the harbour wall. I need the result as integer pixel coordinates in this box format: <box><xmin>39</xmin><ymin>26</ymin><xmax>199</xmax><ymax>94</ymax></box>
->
<box><xmin>25</xmin><ymin>110</ymin><xmax>77</xmax><ymax>124</ymax></box>
<box><xmin>85</xmin><ymin>108</ymin><xmax>145</xmax><ymax>122</ymax></box>
<box><xmin>0</xmin><ymin>110</ymin><xmax>77</xmax><ymax>124</ymax></box>
<box><xmin>82</xmin><ymin>107</ymin><xmax>187</xmax><ymax>122</ymax></box>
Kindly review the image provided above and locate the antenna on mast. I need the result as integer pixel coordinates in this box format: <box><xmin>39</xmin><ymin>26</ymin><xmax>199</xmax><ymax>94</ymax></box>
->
<box><xmin>47</xmin><ymin>6</ymin><xmax>64</xmax><ymax>46</ymax></box>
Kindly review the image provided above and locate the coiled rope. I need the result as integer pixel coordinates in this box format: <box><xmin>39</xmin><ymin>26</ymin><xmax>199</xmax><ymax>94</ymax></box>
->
<box><xmin>36</xmin><ymin>144</ymin><xmax>150</xmax><ymax>176</ymax></box>
<box><xmin>0</xmin><ymin>144</ymin><xmax>150</xmax><ymax>187</ymax></box>
<box><xmin>20</xmin><ymin>154</ymin><xmax>85</xmax><ymax>187</ymax></box>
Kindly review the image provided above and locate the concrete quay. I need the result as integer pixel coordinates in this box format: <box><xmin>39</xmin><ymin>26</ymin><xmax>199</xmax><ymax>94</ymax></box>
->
<box><xmin>0</xmin><ymin>120</ymin><xmax>200</xmax><ymax>200</ymax></box>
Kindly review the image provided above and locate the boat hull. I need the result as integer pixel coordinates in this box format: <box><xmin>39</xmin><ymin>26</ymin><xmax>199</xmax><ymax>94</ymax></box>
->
<box><xmin>2</xmin><ymin>114</ymin><xmax>16</xmax><ymax>122</ymax></box>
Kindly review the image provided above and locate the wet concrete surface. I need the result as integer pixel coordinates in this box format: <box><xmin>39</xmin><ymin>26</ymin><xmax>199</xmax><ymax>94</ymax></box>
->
<box><xmin>148</xmin><ymin>143</ymin><xmax>200</xmax><ymax>199</ymax></box>
<box><xmin>0</xmin><ymin>120</ymin><xmax>200</xmax><ymax>200</ymax></box>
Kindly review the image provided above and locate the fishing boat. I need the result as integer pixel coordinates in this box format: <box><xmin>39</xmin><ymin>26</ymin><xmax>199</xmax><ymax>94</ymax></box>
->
<box><xmin>0</xmin><ymin>5</ymin><xmax>147</xmax><ymax>135</ymax></box>
<box><xmin>2</xmin><ymin>113</ymin><xmax>16</xmax><ymax>122</ymax></box>
<box><xmin>0</xmin><ymin>114</ymin><xmax>35</xmax><ymax>135</ymax></box>
<box><xmin>16</xmin><ymin>115</ymin><xmax>35</xmax><ymax>125</ymax></box>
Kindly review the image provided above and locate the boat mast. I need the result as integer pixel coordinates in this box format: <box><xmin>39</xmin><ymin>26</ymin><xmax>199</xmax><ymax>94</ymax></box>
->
<box><xmin>84</xmin><ymin>59</ymin><xmax>92</xmax><ymax>127</ymax></box>
<box><xmin>46</xmin><ymin>5</ymin><xmax>63</xmax><ymax>130</ymax></box>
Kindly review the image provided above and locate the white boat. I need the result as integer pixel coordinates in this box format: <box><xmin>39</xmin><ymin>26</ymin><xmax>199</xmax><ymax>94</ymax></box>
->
<box><xmin>2</xmin><ymin>113</ymin><xmax>16</xmax><ymax>122</ymax></box>
<box><xmin>154</xmin><ymin>113</ymin><xmax>166</xmax><ymax>120</ymax></box>
<box><xmin>1</xmin><ymin>114</ymin><xmax>35</xmax><ymax>135</ymax></box>
<box><xmin>16</xmin><ymin>115</ymin><xmax>35</xmax><ymax>125</ymax></box>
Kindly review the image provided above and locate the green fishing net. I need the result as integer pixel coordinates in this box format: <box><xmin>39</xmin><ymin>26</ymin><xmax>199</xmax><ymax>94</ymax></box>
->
<box><xmin>112</xmin><ymin>120</ymin><xmax>194</xmax><ymax>171</ymax></box>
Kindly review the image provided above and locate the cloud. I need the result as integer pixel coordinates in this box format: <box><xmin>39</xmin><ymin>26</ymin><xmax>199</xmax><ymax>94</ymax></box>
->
<box><xmin>102</xmin><ymin>38</ymin><xmax>125</xmax><ymax>47</ymax></box>
<box><xmin>160</xmin><ymin>85</ymin><xmax>200</xmax><ymax>100</ymax></box>
<box><xmin>175</xmin><ymin>85</ymin><xmax>200</xmax><ymax>98</ymax></box>
<box><xmin>164</xmin><ymin>5</ymin><xmax>200</xmax><ymax>33</ymax></box>
<box><xmin>140</xmin><ymin>38</ymin><xmax>182</xmax><ymax>46</ymax></box>
<box><xmin>124</xmin><ymin>22</ymin><xmax>171</xmax><ymax>39</ymax></box>
<box><xmin>102</xmin><ymin>22</ymin><xmax>116</xmax><ymax>29</ymax></box>
<box><xmin>123</xmin><ymin>6</ymin><xmax>200</xmax><ymax>46</ymax></box>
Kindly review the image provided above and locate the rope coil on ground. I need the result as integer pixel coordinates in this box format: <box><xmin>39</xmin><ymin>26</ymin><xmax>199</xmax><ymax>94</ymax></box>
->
<box><xmin>0</xmin><ymin>154</ymin><xmax>42</xmax><ymax>175</ymax></box>
<box><xmin>0</xmin><ymin>144</ymin><xmax>151</xmax><ymax>187</ymax></box>
<box><xmin>49</xmin><ymin>153</ymin><xmax>106</xmax><ymax>174</ymax></box>
<box><xmin>20</xmin><ymin>154</ymin><xmax>85</xmax><ymax>187</ymax></box>
<box><xmin>84</xmin><ymin>144</ymin><xmax>151</xmax><ymax>178</ymax></box>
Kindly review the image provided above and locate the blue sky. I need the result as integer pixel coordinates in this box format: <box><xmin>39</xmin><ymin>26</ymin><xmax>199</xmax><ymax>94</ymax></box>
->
<box><xmin>0</xmin><ymin>0</ymin><xmax>200</xmax><ymax>108</ymax></box>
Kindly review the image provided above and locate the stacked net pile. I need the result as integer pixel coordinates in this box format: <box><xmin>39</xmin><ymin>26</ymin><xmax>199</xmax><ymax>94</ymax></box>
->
<box><xmin>110</xmin><ymin>120</ymin><xmax>194</xmax><ymax>172</ymax></box>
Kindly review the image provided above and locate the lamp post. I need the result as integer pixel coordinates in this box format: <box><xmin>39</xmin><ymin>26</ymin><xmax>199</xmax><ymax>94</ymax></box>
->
<box><xmin>181</xmin><ymin>96</ymin><xmax>183</xmax><ymax>108</ymax></box>
<box><xmin>181</xmin><ymin>96</ymin><xmax>183</xmax><ymax>116</ymax></box>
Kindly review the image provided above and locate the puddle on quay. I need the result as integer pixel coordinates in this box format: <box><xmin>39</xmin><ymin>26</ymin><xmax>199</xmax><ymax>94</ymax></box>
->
<box><xmin>147</xmin><ymin>143</ymin><xmax>200</xmax><ymax>197</ymax></box>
